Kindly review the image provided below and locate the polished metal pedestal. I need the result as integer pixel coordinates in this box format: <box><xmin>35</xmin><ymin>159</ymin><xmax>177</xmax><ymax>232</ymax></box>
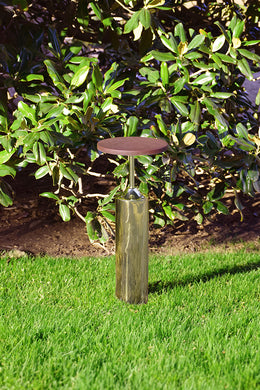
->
<box><xmin>115</xmin><ymin>188</ymin><xmax>148</xmax><ymax>304</ymax></box>
<box><xmin>97</xmin><ymin>137</ymin><xmax>168</xmax><ymax>305</ymax></box>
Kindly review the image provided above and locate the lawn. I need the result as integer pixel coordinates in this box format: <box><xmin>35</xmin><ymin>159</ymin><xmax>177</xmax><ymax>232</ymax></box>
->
<box><xmin>0</xmin><ymin>250</ymin><xmax>259</xmax><ymax>389</ymax></box>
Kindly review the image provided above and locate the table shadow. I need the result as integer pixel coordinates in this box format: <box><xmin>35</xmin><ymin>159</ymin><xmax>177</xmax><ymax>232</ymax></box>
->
<box><xmin>149</xmin><ymin>260</ymin><xmax>260</xmax><ymax>295</ymax></box>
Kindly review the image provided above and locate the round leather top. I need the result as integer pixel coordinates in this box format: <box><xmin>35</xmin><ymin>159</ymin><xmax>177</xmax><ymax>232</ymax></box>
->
<box><xmin>97</xmin><ymin>137</ymin><xmax>168</xmax><ymax>156</ymax></box>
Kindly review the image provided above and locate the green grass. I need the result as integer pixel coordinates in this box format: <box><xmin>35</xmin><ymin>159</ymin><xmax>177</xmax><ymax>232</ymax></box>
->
<box><xmin>0</xmin><ymin>251</ymin><xmax>259</xmax><ymax>390</ymax></box>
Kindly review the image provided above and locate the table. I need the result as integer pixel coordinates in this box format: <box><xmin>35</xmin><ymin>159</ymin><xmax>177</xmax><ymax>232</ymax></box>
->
<box><xmin>97</xmin><ymin>137</ymin><xmax>168</xmax><ymax>304</ymax></box>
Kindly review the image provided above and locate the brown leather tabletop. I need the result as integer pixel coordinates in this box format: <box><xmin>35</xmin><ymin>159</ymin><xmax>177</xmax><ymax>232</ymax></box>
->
<box><xmin>97</xmin><ymin>137</ymin><xmax>168</xmax><ymax>156</ymax></box>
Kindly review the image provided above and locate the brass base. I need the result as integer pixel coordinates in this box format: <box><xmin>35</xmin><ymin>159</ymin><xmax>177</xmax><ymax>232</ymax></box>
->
<box><xmin>115</xmin><ymin>190</ymin><xmax>148</xmax><ymax>304</ymax></box>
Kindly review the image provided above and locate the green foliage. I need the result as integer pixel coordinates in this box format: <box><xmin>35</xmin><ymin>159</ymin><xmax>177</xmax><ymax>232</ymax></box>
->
<box><xmin>0</xmin><ymin>0</ymin><xmax>260</xmax><ymax>241</ymax></box>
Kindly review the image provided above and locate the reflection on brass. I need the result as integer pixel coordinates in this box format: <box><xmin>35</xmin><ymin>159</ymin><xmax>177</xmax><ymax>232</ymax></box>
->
<box><xmin>129</xmin><ymin>155</ymin><xmax>135</xmax><ymax>189</ymax></box>
<box><xmin>116</xmin><ymin>190</ymin><xmax>148</xmax><ymax>304</ymax></box>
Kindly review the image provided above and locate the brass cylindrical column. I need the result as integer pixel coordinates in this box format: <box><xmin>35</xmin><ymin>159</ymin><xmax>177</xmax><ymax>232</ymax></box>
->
<box><xmin>115</xmin><ymin>190</ymin><xmax>148</xmax><ymax>304</ymax></box>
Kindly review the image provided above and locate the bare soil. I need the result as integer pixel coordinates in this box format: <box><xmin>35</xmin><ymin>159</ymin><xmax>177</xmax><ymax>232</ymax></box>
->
<box><xmin>0</xmin><ymin>163</ymin><xmax>259</xmax><ymax>258</ymax></box>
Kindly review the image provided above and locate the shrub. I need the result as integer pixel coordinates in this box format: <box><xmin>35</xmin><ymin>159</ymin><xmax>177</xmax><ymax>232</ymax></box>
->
<box><xmin>0</xmin><ymin>0</ymin><xmax>259</xmax><ymax>242</ymax></box>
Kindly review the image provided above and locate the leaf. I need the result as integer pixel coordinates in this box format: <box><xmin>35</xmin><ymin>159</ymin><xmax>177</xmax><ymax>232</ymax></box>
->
<box><xmin>0</xmin><ymin>182</ymin><xmax>13</xmax><ymax>207</ymax></box>
<box><xmin>147</xmin><ymin>0</ymin><xmax>165</xmax><ymax>8</ymax></box>
<box><xmin>171</xmin><ymin>209</ymin><xmax>188</xmax><ymax>221</ymax></box>
<box><xmin>44</xmin><ymin>60</ymin><xmax>66</xmax><ymax>92</ymax></box>
<box><xmin>203</xmin><ymin>201</ymin><xmax>213</xmax><ymax>214</ymax></box>
<box><xmin>100</xmin><ymin>97</ymin><xmax>114</xmax><ymax>114</ymax></box>
<box><xmin>141</xmin><ymin>52</ymin><xmax>155</xmax><ymax>63</ymax></box>
<box><xmin>137</xmin><ymin>155</ymin><xmax>153</xmax><ymax>165</ymax></box>
<box><xmin>60</xmin><ymin>163</ymin><xmax>77</xmax><ymax>182</ymax></box>
<box><xmin>102</xmin><ymin>185</ymin><xmax>120</xmax><ymax>206</ymax></box>
<box><xmin>0</xmin><ymin>164</ymin><xmax>16</xmax><ymax>178</ymax></box>
<box><xmin>70</xmin><ymin>65</ymin><xmax>90</xmax><ymax>88</ymax></box>
<box><xmin>155</xmin><ymin>114</ymin><xmax>168</xmax><ymax>136</ymax></box>
<box><xmin>236</xmin><ymin>123</ymin><xmax>248</xmax><ymax>139</ymax></box>
<box><xmin>8</xmin><ymin>130</ymin><xmax>25</xmax><ymax>147</ymax></box>
<box><xmin>173</xmin><ymin>77</ymin><xmax>186</xmax><ymax>95</ymax></box>
<box><xmin>139</xmin><ymin>67</ymin><xmax>159</xmax><ymax>83</ymax></box>
<box><xmin>212</xmin><ymin>35</ymin><xmax>226</xmax><ymax>52</ymax></box>
<box><xmin>153</xmin><ymin>214</ymin><xmax>165</xmax><ymax>227</ymax></box>
<box><xmin>190</xmin><ymin>101</ymin><xmax>201</xmax><ymax>125</ymax></box>
<box><xmin>160</xmin><ymin>62</ymin><xmax>169</xmax><ymax>86</ymax></box>
<box><xmin>234</xmin><ymin>190</ymin><xmax>244</xmax><ymax>221</ymax></box>
<box><xmin>35</xmin><ymin>165</ymin><xmax>49</xmax><ymax>179</ymax></box>
<box><xmin>184</xmin><ymin>52</ymin><xmax>203</xmax><ymax>60</ymax></box>
<box><xmin>133</xmin><ymin>22</ymin><xmax>143</xmax><ymax>41</ymax></box>
<box><xmin>247</xmin><ymin>168</ymin><xmax>259</xmax><ymax>182</ymax></box>
<box><xmin>203</xmin><ymin>98</ymin><xmax>228</xmax><ymax>127</ymax></box>
<box><xmin>26</xmin><ymin>74</ymin><xmax>44</xmax><ymax>82</ymax></box>
<box><xmin>232</xmin><ymin>37</ymin><xmax>241</xmax><ymax>49</ymax></box>
<box><xmin>125</xmin><ymin>116</ymin><xmax>138</xmax><ymax>137</ymax></box>
<box><xmin>16</xmin><ymin>0</ymin><xmax>28</xmax><ymax>10</ymax></box>
<box><xmin>85</xmin><ymin>212</ymin><xmax>104</xmax><ymax>242</ymax></box>
<box><xmin>237</xmin><ymin>49</ymin><xmax>260</xmax><ymax>62</ymax></box>
<box><xmin>210</xmin><ymin>92</ymin><xmax>233</xmax><ymax>99</ymax></box>
<box><xmin>33</xmin><ymin>142</ymin><xmax>39</xmax><ymax>163</ymax></box>
<box><xmin>64</xmin><ymin>95</ymin><xmax>85</xmax><ymax>104</ymax></box>
<box><xmin>69</xmin><ymin>56</ymin><xmax>98</xmax><ymax>64</ymax></box>
<box><xmin>182</xmin><ymin>132</ymin><xmax>196</xmax><ymax>146</ymax></box>
<box><xmin>193</xmin><ymin>72</ymin><xmax>216</xmax><ymax>85</ymax></box>
<box><xmin>178</xmin><ymin>41</ymin><xmax>188</xmax><ymax>56</ymax></box>
<box><xmin>160</xmin><ymin>34</ymin><xmax>178</xmax><ymax>54</ymax></box>
<box><xmin>59</xmin><ymin>203</ymin><xmax>71</xmax><ymax>222</ymax></box>
<box><xmin>243</xmin><ymin>40</ymin><xmax>260</xmax><ymax>46</ymax></box>
<box><xmin>139</xmin><ymin>8</ymin><xmax>151</xmax><ymax>30</ymax></box>
<box><xmin>253</xmin><ymin>180</ymin><xmax>260</xmax><ymax>193</ymax></box>
<box><xmin>249</xmin><ymin>135</ymin><xmax>260</xmax><ymax>147</ymax></box>
<box><xmin>40</xmin><ymin>192</ymin><xmax>59</xmax><ymax>200</ymax></box>
<box><xmin>233</xmin><ymin>19</ymin><xmax>245</xmax><ymax>39</ymax></box>
<box><xmin>256</xmin><ymin>88</ymin><xmax>260</xmax><ymax>106</ymax></box>
<box><xmin>48</xmin><ymin>27</ymin><xmax>61</xmax><ymax>58</ymax></box>
<box><xmin>150</xmin><ymin>50</ymin><xmax>176</xmax><ymax>62</ymax></box>
<box><xmin>92</xmin><ymin>65</ymin><xmax>103</xmax><ymax>90</ymax></box>
<box><xmin>211</xmin><ymin>53</ymin><xmax>223</xmax><ymax>68</ymax></box>
<box><xmin>163</xmin><ymin>204</ymin><xmax>175</xmax><ymax>221</ymax></box>
<box><xmin>124</xmin><ymin>10</ymin><xmax>141</xmax><ymax>34</ymax></box>
<box><xmin>170</xmin><ymin>99</ymin><xmax>189</xmax><ymax>116</ymax></box>
<box><xmin>105</xmin><ymin>78</ymin><xmax>129</xmax><ymax>94</ymax></box>
<box><xmin>175</xmin><ymin>23</ymin><xmax>186</xmax><ymax>43</ymax></box>
<box><xmin>101</xmin><ymin>210</ymin><xmax>115</xmax><ymax>223</ymax></box>
<box><xmin>214</xmin><ymin>21</ymin><xmax>230</xmax><ymax>43</ymax></box>
<box><xmin>103</xmin><ymin>62</ymin><xmax>118</xmax><ymax>88</ymax></box>
<box><xmin>38</xmin><ymin>142</ymin><xmax>47</xmax><ymax>165</ymax></box>
<box><xmin>229</xmin><ymin>15</ymin><xmax>238</xmax><ymax>34</ymax></box>
<box><xmin>215</xmin><ymin>201</ymin><xmax>229</xmax><ymax>215</ymax></box>
<box><xmin>237</xmin><ymin>58</ymin><xmax>253</xmax><ymax>80</ymax></box>
<box><xmin>229</xmin><ymin>136</ymin><xmax>255</xmax><ymax>151</ymax></box>
<box><xmin>139</xmin><ymin>182</ymin><xmax>149</xmax><ymax>195</ymax></box>
<box><xmin>188</xmin><ymin>34</ymin><xmax>205</xmax><ymax>50</ymax></box>
<box><xmin>113</xmin><ymin>163</ymin><xmax>128</xmax><ymax>178</ymax></box>
<box><xmin>215</xmin><ymin>53</ymin><xmax>237</xmax><ymax>64</ymax></box>
<box><xmin>17</xmin><ymin>101</ymin><xmax>37</xmax><ymax>125</ymax></box>
<box><xmin>0</xmin><ymin>114</ymin><xmax>8</xmax><ymax>131</ymax></box>
<box><xmin>159</xmin><ymin>98</ymin><xmax>172</xmax><ymax>113</ymax></box>
<box><xmin>0</xmin><ymin>150</ymin><xmax>15</xmax><ymax>165</ymax></box>
<box><xmin>194</xmin><ymin>212</ymin><xmax>203</xmax><ymax>224</ymax></box>
<box><xmin>90</xmin><ymin>2</ymin><xmax>102</xmax><ymax>20</ymax></box>
<box><xmin>45</xmin><ymin>105</ymin><xmax>64</xmax><ymax>119</ymax></box>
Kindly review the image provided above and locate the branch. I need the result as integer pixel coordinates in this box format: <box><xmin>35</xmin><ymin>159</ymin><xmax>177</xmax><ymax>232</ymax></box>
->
<box><xmin>74</xmin><ymin>207</ymin><xmax>86</xmax><ymax>223</ymax></box>
<box><xmin>87</xmin><ymin>167</ymin><xmax>106</xmax><ymax>177</ymax></box>
<box><xmin>115</xmin><ymin>0</ymin><xmax>134</xmax><ymax>14</ymax></box>
<box><xmin>83</xmin><ymin>193</ymin><xmax>107</xmax><ymax>198</ymax></box>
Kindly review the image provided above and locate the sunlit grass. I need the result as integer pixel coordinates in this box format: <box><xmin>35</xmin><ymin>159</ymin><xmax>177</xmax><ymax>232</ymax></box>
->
<box><xmin>0</xmin><ymin>251</ymin><xmax>259</xmax><ymax>389</ymax></box>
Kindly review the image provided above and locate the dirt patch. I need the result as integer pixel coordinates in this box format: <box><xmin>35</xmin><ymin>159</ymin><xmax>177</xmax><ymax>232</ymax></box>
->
<box><xmin>0</xmin><ymin>165</ymin><xmax>259</xmax><ymax>258</ymax></box>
